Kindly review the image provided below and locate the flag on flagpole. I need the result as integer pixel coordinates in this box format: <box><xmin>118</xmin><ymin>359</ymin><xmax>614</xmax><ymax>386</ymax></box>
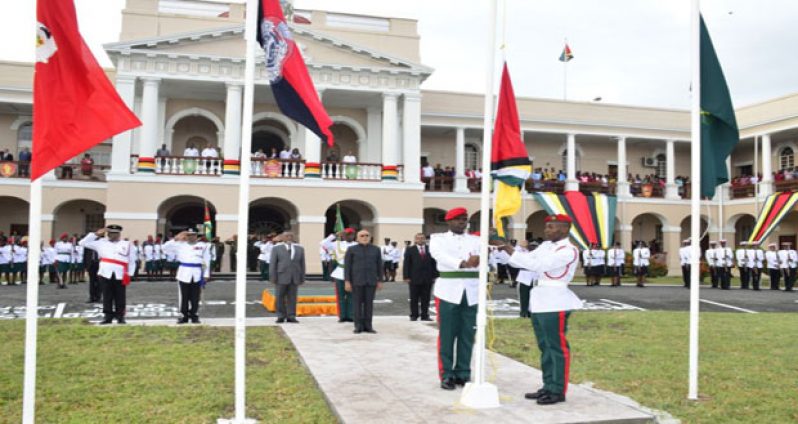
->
<box><xmin>203</xmin><ymin>201</ymin><xmax>213</xmax><ymax>240</ymax></box>
<box><xmin>491</xmin><ymin>63</ymin><xmax>531</xmax><ymax>238</ymax></box>
<box><xmin>258</xmin><ymin>0</ymin><xmax>334</xmax><ymax>147</ymax></box>
<box><xmin>32</xmin><ymin>0</ymin><xmax>141</xmax><ymax>181</ymax></box>
<box><xmin>334</xmin><ymin>203</ymin><xmax>345</xmax><ymax>234</ymax></box>
<box><xmin>559</xmin><ymin>43</ymin><xmax>574</xmax><ymax>62</ymax></box>
<box><xmin>699</xmin><ymin>16</ymin><xmax>739</xmax><ymax>198</ymax></box>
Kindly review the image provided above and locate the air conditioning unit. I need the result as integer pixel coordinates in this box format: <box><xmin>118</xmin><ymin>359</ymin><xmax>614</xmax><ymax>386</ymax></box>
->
<box><xmin>642</xmin><ymin>157</ymin><xmax>658</xmax><ymax>167</ymax></box>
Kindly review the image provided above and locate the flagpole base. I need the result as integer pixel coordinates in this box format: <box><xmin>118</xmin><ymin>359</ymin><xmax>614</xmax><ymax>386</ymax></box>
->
<box><xmin>217</xmin><ymin>418</ymin><xmax>257</xmax><ymax>424</ymax></box>
<box><xmin>459</xmin><ymin>382</ymin><xmax>501</xmax><ymax>409</ymax></box>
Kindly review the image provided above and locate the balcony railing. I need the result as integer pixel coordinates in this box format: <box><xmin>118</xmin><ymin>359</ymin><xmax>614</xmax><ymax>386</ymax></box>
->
<box><xmin>0</xmin><ymin>161</ymin><xmax>109</xmax><ymax>181</ymax></box>
<box><xmin>251</xmin><ymin>158</ymin><xmax>305</xmax><ymax>178</ymax></box>
<box><xmin>731</xmin><ymin>184</ymin><xmax>756</xmax><ymax>199</ymax></box>
<box><xmin>630</xmin><ymin>182</ymin><xmax>665</xmax><ymax>198</ymax></box>
<box><xmin>0</xmin><ymin>161</ymin><xmax>29</xmax><ymax>178</ymax></box>
<box><xmin>774</xmin><ymin>179</ymin><xmax>798</xmax><ymax>193</ymax></box>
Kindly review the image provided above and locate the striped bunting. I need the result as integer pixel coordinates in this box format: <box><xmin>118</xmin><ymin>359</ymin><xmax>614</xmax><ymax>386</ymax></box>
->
<box><xmin>747</xmin><ymin>192</ymin><xmax>798</xmax><ymax>245</ymax></box>
<box><xmin>533</xmin><ymin>191</ymin><xmax>617</xmax><ymax>250</ymax></box>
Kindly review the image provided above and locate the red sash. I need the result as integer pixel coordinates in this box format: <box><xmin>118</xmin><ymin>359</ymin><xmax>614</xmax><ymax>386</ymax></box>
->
<box><xmin>100</xmin><ymin>258</ymin><xmax>131</xmax><ymax>286</ymax></box>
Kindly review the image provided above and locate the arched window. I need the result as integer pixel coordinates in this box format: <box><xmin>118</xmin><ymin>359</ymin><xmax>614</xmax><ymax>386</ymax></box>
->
<box><xmin>656</xmin><ymin>154</ymin><xmax>667</xmax><ymax>178</ymax></box>
<box><xmin>465</xmin><ymin>144</ymin><xmax>479</xmax><ymax>172</ymax></box>
<box><xmin>17</xmin><ymin>122</ymin><xmax>33</xmax><ymax>153</ymax></box>
<box><xmin>779</xmin><ymin>147</ymin><xmax>794</xmax><ymax>170</ymax></box>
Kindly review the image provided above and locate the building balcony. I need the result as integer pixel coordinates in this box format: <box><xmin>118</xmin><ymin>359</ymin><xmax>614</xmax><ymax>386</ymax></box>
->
<box><xmin>0</xmin><ymin>161</ymin><xmax>110</xmax><ymax>182</ymax></box>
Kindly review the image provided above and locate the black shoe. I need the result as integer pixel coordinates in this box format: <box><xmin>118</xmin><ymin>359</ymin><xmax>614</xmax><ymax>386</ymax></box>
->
<box><xmin>410</xmin><ymin>317</ymin><xmax>418</xmax><ymax>321</ymax></box>
<box><xmin>117</xmin><ymin>318</ymin><xmax>126</xmax><ymax>325</ymax></box>
<box><xmin>524</xmin><ymin>388</ymin><xmax>549</xmax><ymax>400</ymax></box>
<box><xmin>177</xmin><ymin>317</ymin><xmax>189</xmax><ymax>324</ymax></box>
<box><xmin>276</xmin><ymin>318</ymin><xmax>285</xmax><ymax>323</ymax></box>
<box><xmin>353</xmin><ymin>328</ymin><xmax>363</xmax><ymax>334</ymax></box>
<box><xmin>440</xmin><ymin>378</ymin><xmax>456</xmax><ymax>390</ymax></box>
<box><xmin>287</xmin><ymin>318</ymin><xmax>299</xmax><ymax>323</ymax></box>
<box><xmin>454</xmin><ymin>377</ymin><xmax>469</xmax><ymax>387</ymax></box>
<box><xmin>99</xmin><ymin>320</ymin><xmax>113</xmax><ymax>325</ymax></box>
<box><xmin>420</xmin><ymin>317</ymin><xmax>433</xmax><ymax>321</ymax></box>
<box><xmin>536</xmin><ymin>392</ymin><xmax>566</xmax><ymax>405</ymax></box>
<box><xmin>338</xmin><ymin>318</ymin><xmax>346</xmax><ymax>323</ymax></box>
<box><xmin>191</xmin><ymin>316</ymin><xmax>200</xmax><ymax>324</ymax></box>
<box><xmin>365</xmin><ymin>328</ymin><xmax>377</xmax><ymax>334</ymax></box>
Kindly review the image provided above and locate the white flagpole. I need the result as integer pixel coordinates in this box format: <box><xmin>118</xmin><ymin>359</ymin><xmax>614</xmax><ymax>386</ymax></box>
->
<box><xmin>22</xmin><ymin>178</ymin><xmax>43</xmax><ymax>424</ymax></box>
<box><xmin>223</xmin><ymin>0</ymin><xmax>257</xmax><ymax>422</ymax></box>
<box><xmin>688</xmin><ymin>0</ymin><xmax>701</xmax><ymax>401</ymax></box>
<box><xmin>460</xmin><ymin>0</ymin><xmax>500</xmax><ymax>409</ymax></box>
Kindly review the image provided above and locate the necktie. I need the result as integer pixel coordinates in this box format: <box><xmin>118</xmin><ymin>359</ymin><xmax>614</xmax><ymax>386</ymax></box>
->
<box><xmin>419</xmin><ymin>246</ymin><xmax>425</xmax><ymax>257</ymax></box>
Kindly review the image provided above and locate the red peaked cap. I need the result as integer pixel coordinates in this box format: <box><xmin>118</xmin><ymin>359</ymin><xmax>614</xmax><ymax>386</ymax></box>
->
<box><xmin>59</xmin><ymin>232</ymin><xmax>69</xmax><ymax>239</ymax></box>
<box><xmin>544</xmin><ymin>214</ymin><xmax>572</xmax><ymax>224</ymax></box>
<box><xmin>344</xmin><ymin>228</ymin><xmax>356</xmax><ymax>234</ymax></box>
<box><xmin>444</xmin><ymin>207</ymin><xmax>468</xmax><ymax>221</ymax></box>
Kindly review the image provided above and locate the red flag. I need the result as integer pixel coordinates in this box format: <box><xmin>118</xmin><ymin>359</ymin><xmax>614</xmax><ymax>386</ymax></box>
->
<box><xmin>33</xmin><ymin>0</ymin><xmax>141</xmax><ymax>180</ymax></box>
<box><xmin>258</xmin><ymin>0</ymin><xmax>334</xmax><ymax>147</ymax></box>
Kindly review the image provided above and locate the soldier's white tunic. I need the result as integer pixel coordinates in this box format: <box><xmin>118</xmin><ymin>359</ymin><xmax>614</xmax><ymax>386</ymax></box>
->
<box><xmin>79</xmin><ymin>233</ymin><xmax>137</xmax><ymax>279</ymax></box>
<box><xmin>55</xmin><ymin>241</ymin><xmax>74</xmax><ymax>264</ymax></box>
<box><xmin>508</xmin><ymin>238</ymin><xmax>583</xmax><ymax>313</ymax></box>
<box><xmin>321</xmin><ymin>235</ymin><xmax>355</xmax><ymax>280</ymax></box>
<box><xmin>162</xmin><ymin>240</ymin><xmax>211</xmax><ymax>283</ymax></box>
<box><xmin>429</xmin><ymin>231</ymin><xmax>480</xmax><ymax>306</ymax></box>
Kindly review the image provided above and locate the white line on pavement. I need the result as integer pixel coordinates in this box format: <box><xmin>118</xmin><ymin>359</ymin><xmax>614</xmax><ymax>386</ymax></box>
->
<box><xmin>599</xmin><ymin>299</ymin><xmax>647</xmax><ymax>311</ymax></box>
<box><xmin>53</xmin><ymin>303</ymin><xmax>66</xmax><ymax>318</ymax></box>
<box><xmin>700</xmin><ymin>299</ymin><xmax>758</xmax><ymax>314</ymax></box>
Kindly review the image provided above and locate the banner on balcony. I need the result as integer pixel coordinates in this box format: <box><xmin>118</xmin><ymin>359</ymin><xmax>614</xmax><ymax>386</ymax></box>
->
<box><xmin>533</xmin><ymin>191</ymin><xmax>617</xmax><ymax>250</ymax></box>
<box><xmin>747</xmin><ymin>192</ymin><xmax>798</xmax><ymax>245</ymax></box>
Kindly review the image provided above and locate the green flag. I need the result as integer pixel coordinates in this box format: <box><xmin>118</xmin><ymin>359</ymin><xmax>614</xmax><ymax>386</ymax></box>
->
<box><xmin>334</xmin><ymin>203</ymin><xmax>344</xmax><ymax>234</ymax></box>
<box><xmin>700</xmin><ymin>16</ymin><xmax>740</xmax><ymax>198</ymax></box>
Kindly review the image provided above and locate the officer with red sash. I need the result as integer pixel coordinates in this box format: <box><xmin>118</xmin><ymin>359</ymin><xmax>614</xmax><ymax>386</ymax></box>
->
<box><xmin>493</xmin><ymin>214</ymin><xmax>583</xmax><ymax>405</ymax></box>
<box><xmin>79</xmin><ymin>225</ymin><xmax>137</xmax><ymax>324</ymax></box>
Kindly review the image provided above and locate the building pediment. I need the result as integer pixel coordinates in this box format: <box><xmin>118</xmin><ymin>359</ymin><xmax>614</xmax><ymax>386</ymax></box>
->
<box><xmin>104</xmin><ymin>24</ymin><xmax>432</xmax><ymax>78</ymax></box>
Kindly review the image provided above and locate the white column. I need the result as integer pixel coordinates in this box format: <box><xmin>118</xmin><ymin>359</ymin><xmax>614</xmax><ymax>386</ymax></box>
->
<box><xmin>366</xmin><ymin>106</ymin><xmax>382</xmax><ymax>163</ymax></box>
<box><xmin>566</xmin><ymin>133</ymin><xmax>578</xmax><ymax>191</ymax></box>
<box><xmin>665</xmin><ymin>139</ymin><xmax>680</xmax><ymax>199</ymax></box>
<box><xmin>222</xmin><ymin>83</ymin><xmax>243</xmax><ymax>175</ymax></box>
<box><xmin>137</xmin><ymin>77</ymin><xmax>161</xmax><ymax>170</ymax></box>
<box><xmin>304</xmin><ymin>90</ymin><xmax>324</xmax><ymax>165</ymax></box>
<box><xmin>381</xmin><ymin>93</ymin><xmax>399</xmax><ymax>180</ymax></box>
<box><xmin>110</xmin><ymin>76</ymin><xmax>137</xmax><ymax>174</ymax></box>
<box><xmin>454</xmin><ymin>127</ymin><xmax>468</xmax><ymax>192</ymax></box>
<box><xmin>402</xmin><ymin>93</ymin><xmax>421</xmax><ymax>183</ymax></box>
<box><xmin>761</xmin><ymin>134</ymin><xmax>773</xmax><ymax>196</ymax></box>
<box><xmin>615</xmin><ymin>136</ymin><xmax>630</xmax><ymax>197</ymax></box>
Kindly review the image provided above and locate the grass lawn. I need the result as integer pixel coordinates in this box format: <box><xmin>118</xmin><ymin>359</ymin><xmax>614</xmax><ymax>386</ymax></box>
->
<box><xmin>492</xmin><ymin>311</ymin><xmax>798</xmax><ymax>423</ymax></box>
<box><xmin>0</xmin><ymin>320</ymin><xmax>335</xmax><ymax>424</ymax></box>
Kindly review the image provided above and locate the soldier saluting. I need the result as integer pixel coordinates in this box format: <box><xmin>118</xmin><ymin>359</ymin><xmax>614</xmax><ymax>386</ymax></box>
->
<box><xmin>79</xmin><ymin>225</ymin><xmax>137</xmax><ymax>324</ymax></box>
<box><xmin>492</xmin><ymin>214</ymin><xmax>582</xmax><ymax>405</ymax></box>
<box><xmin>163</xmin><ymin>227</ymin><xmax>211</xmax><ymax>324</ymax></box>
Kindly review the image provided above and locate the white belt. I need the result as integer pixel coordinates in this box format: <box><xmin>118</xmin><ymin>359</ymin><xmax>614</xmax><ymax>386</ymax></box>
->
<box><xmin>536</xmin><ymin>280</ymin><xmax>569</xmax><ymax>288</ymax></box>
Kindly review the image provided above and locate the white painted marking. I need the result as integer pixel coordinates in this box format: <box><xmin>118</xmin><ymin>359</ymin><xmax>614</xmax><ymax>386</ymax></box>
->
<box><xmin>374</xmin><ymin>299</ymin><xmax>393</xmax><ymax>304</ymax></box>
<box><xmin>53</xmin><ymin>303</ymin><xmax>66</xmax><ymax>318</ymax></box>
<box><xmin>599</xmin><ymin>299</ymin><xmax>647</xmax><ymax>311</ymax></box>
<box><xmin>700</xmin><ymin>299</ymin><xmax>758</xmax><ymax>314</ymax></box>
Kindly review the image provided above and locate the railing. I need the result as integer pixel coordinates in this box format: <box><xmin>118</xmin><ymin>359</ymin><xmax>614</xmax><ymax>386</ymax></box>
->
<box><xmin>0</xmin><ymin>161</ymin><xmax>29</xmax><ymax>178</ymax></box>
<box><xmin>774</xmin><ymin>179</ymin><xmax>798</xmax><ymax>192</ymax></box>
<box><xmin>56</xmin><ymin>163</ymin><xmax>110</xmax><ymax>181</ymax></box>
<box><xmin>320</xmin><ymin>161</ymin><xmax>383</xmax><ymax>180</ymax></box>
<box><xmin>251</xmin><ymin>158</ymin><xmax>305</xmax><ymax>178</ymax></box>
<box><xmin>731</xmin><ymin>184</ymin><xmax>756</xmax><ymax>199</ymax></box>
<box><xmin>578</xmin><ymin>181</ymin><xmax>616</xmax><ymax>195</ymax></box>
<box><xmin>155</xmin><ymin>156</ymin><xmax>223</xmax><ymax>176</ymax></box>
<box><xmin>630</xmin><ymin>182</ymin><xmax>665</xmax><ymax>198</ymax></box>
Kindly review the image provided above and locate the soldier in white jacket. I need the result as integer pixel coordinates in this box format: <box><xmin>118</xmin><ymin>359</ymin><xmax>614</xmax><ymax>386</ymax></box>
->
<box><xmin>79</xmin><ymin>225</ymin><xmax>137</xmax><ymax>324</ymax></box>
<box><xmin>765</xmin><ymin>243</ymin><xmax>781</xmax><ymax>290</ymax></box>
<box><xmin>54</xmin><ymin>233</ymin><xmax>74</xmax><ymax>288</ymax></box>
<box><xmin>255</xmin><ymin>234</ymin><xmax>274</xmax><ymax>281</ymax></box>
<box><xmin>718</xmin><ymin>240</ymin><xmax>733</xmax><ymax>290</ymax></box>
<box><xmin>606</xmin><ymin>242</ymin><xmax>625</xmax><ymax>287</ymax></box>
<box><xmin>736</xmin><ymin>241</ymin><xmax>750</xmax><ymax>289</ymax></box>
<box><xmin>632</xmin><ymin>241</ymin><xmax>650</xmax><ymax>287</ymax></box>
<box><xmin>787</xmin><ymin>244</ymin><xmax>797</xmax><ymax>291</ymax></box>
<box><xmin>679</xmin><ymin>239</ymin><xmax>692</xmax><ymax>288</ymax></box>
<box><xmin>746</xmin><ymin>243</ymin><xmax>763</xmax><ymax>291</ymax></box>
<box><xmin>162</xmin><ymin>228</ymin><xmax>212</xmax><ymax>324</ymax></box>
<box><xmin>0</xmin><ymin>236</ymin><xmax>12</xmax><ymax>285</ymax></box>
<box><xmin>705</xmin><ymin>241</ymin><xmax>718</xmax><ymax>288</ymax></box>
<box><xmin>11</xmin><ymin>239</ymin><xmax>28</xmax><ymax>285</ymax></box>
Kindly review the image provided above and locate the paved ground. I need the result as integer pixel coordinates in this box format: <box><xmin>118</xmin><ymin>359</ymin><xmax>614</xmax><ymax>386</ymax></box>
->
<box><xmin>282</xmin><ymin>316</ymin><xmax>656</xmax><ymax>424</ymax></box>
<box><xmin>1</xmin><ymin>277</ymin><xmax>796</xmax><ymax>320</ymax></box>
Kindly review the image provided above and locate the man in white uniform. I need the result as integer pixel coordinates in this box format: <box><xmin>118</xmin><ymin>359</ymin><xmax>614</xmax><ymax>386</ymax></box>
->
<box><xmin>255</xmin><ymin>234</ymin><xmax>274</xmax><ymax>281</ymax></box>
<box><xmin>705</xmin><ymin>241</ymin><xmax>718</xmax><ymax>288</ymax></box>
<box><xmin>746</xmin><ymin>243</ymin><xmax>763</xmax><ymax>291</ymax></box>
<box><xmin>736</xmin><ymin>241</ymin><xmax>750</xmax><ymax>289</ymax></box>
<box><xmin>493</xmin><ymin>214</ymin><xmax>582</xmax><ymax>405</ymax></box>
<box><xmin>718</xmin><ymin>240</ymin><xmax>733</xmax><ymax>290</ymax></box>
<box><xmin>679</xmin><ymin>239</ymin><xmax>692</xmax><ymax>288</ymax></box>
<box><xmin>11</xmin><ymin>239</ymin><xmax>28</xmax><ymax>285</ymax></box>
<box><xmin>163</xmin><ymin>228</ymin><xmax>212</xmax><ymax>324</ymax></box>
<box><xmin>632</xmin><ymin>241</ymin><xmax>650</xmax><ymax>287</ymax></box>
<box><xmin>79</xmin><ymin>225</ymin><xmax>137</xmax><ymax>324</ymax></box>
<box><xmin>54</xmin><ymin>233</ymin><xmax>74</xmax><ymax>288</ymax></box>
<box><xmin>766</xmin><ymin>243</ymin><xmax>780</xmax><ymax>290</ymax></box>
<box><xmin>0</xmin><ymin>236</ymin><xmax>12</xmax><ymax>285</ymax></box>
<box><xmin>606</xmin><ymin>242</ymin><xmax>625</xmax><ymax>287</ymax></box>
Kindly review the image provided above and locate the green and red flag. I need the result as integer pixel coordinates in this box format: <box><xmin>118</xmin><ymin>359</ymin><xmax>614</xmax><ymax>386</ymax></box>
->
<box><xmin>558</xmin><ymin>43</ymin><xmax>574</xmax><ymax>62</ymax></box>
<box><xmin>491</xmin><ymin>62</ymin><xmax>531</xmax><ymax>238</ymax></box>
<box><xmin>747</xmin><ymin>192</ymin><xmax>798</xmax><ymax>245</ymax></box>
<box><xmin>700</xmin><ymin>16</ymin><xmax>740</xmax><ymax>198</ymax></box>
<box><xmin>203</xmin><ymin>201</ymin><xmax>213</xmax><ymax>240</ymax></box>
<box><xmin>334</xmin><ymin>203</ymin><xmax>345</xmax><ymax>234</ymax></box>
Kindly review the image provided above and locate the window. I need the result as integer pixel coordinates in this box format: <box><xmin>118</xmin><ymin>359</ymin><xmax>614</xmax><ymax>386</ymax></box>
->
<box><xmin>465</xmin><ymin>144</ymin><xmax>479</xmax><ymax>172</ymax></box>
<box><xmin>17</xmin><ymin>122</ymin><xmax>33</xmax><ymax>153</ymax></box>
<box><xmin>779</xmin><ymin>147</ymin><xmax>794</xmax><ymax>170</ymax></box>
<box><xmin>656</xmin><ymin>154</ymin><xmax>667</xmax><ymax>179</ymax></box>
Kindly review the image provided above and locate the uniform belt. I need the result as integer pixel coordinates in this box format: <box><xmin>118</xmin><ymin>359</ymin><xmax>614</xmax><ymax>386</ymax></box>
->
<box><xmin>439</xmin><ymin>271</ymin><xmax>478</xmax><ymax>278</ymax></box>
<box><xmin>180</xmin><ymin>262</ymin><xmax>203</xmax><ymax>268</ymax></box>
<box><xmin>536</xmin><ymin>279</ymin><xmax>568</xmax><ymax>288</ymax></box>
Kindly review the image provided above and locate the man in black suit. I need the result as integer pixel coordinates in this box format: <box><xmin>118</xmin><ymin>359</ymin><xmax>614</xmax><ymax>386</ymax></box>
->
<box><xmin>345</xmin><ymin>230</ymin><xmax>383</xmax><ymax>334</ymax></box>
<box><xmin>403</xmin><ymin>233</ymin><xmax>438</xmax><ymax>321</ymax></box>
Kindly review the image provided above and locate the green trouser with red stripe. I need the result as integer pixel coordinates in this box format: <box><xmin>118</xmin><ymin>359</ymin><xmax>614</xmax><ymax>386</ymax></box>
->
<box><xmin>437</xmin><ymin>293</ymin><xmax>477</xmax><ymax>381</ymax></box>
<box><xmin>531</xmin><ymin>311</ymin><xmax>572</xmax><ymax>395</ymax></box>
<box><xmin>333</xmin><ymin>278</ymin><xmax>353</xmax><ymax>320</ymax></box>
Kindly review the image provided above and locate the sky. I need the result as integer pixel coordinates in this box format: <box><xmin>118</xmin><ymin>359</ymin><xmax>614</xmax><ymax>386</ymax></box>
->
<box><xmin>3</xmin><ymin>0</ymin><xmax>798</xmax><ymax>109</ymax></box>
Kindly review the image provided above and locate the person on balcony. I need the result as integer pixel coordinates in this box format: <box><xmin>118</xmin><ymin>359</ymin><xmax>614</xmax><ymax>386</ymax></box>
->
<box><xmin>1</xmin><ymin>149</ymin><xmax>13</xmax><ymax>161</ymax></box>
<box><xmin>278</xmin><ymin>146</ymin><xmax>291</xmax><ymax>160</ymax></box>
<box><xmin>290</xmin><ymin>148</ymin><xmax>302</xmax><ymax>160</ymax></box>
<box><xmin>342</xmin><ymin>151</ymin><xmax>357</xmax><ymax>179</ymax></box>
<box><xmin>269</xmin><ymin>147</ymin><xmax>279</xmax><ymax>159</ymax></box>
<box><xmin>342</xmin><ymin>150</ymin><xmax>357</xmax><ymax>163</ymax></box>
<box><xmin>80</xmin><ymin>153</ymin><xmax>94</xmax><ymax>177</ymax></box>
<box><xmin>18</xmin><ymin>147</ymin><xmax>31</xmax><ymax>177</ymax></box>
<box><xmin>183</xmin><ymin>143</ymin><xmax>199</xmax><ymax>157</ymax></box>
<box><xmin>422</xmin><ymin>163</ymin><xmax>435</xmax><ymax>189</ymax></box>
<box><xmin>201</xmin><ymin>143</ymin><xmax>219</xmax><ymax>173</ymax></box>
<box><xmin>156</xmin><ymin>144</ymin><xmax>170</xmax><ymax>169</ymax></box>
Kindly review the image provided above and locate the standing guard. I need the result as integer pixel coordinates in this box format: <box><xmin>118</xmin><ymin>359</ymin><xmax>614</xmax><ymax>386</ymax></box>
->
<box><xmin>765</xmin><ymin>243</ymin><xmax>780</xmax><ymax>290</ymax></box>
<box><xmin>736</xmin><ymin>241</ymin><xmax>750</xmax><ymax>289</ymax></box>
<box><xmin>679</xmin><ymin>239</ymin><xmax>692</xmax><ymax>288</ymax></box>
<box><xmin>163</xmin><ymin>228</ymin><xmax>212</xmax><ymax>324</ymax></box>
<box><xmin>79</xmin><ymin>225</ymin><xmax>136</xmax><ymax>324</ymax></box>
<box><xmin>718</xmin><ymin>240</ymin><xmax>733</xmax><ymax>290</ymax></box>
<box><xmin>705</xmin><ymin>241</ymin><xmax>718</xmax><ymax>288</ymax></box>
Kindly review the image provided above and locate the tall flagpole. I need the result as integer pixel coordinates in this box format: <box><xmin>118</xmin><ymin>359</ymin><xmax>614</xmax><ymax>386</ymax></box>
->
<box><xmin>688</xmin><ymin>0</ymin><xmax>702</xmax><ymax>401</ymax></box>
<box><xmin>22</xmin><ymin>178</ymin><xmax>43</xmax><ymax>424</ymax></box>
<box><xmin>460</xmin><ymin>0</ymin><xmax>500</xmax><ymax>409</ymax></box>
<box><xmin>223</xmin><ymin>0</ymin><xmax>258</xmax><ymax>422</ymax></box>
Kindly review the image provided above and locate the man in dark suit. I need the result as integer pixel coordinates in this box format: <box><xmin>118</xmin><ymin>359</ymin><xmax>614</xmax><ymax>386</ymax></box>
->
<box><xmin>345</xmin><ymin>230</ymin><xmax>383</xmax><ymax>334</ymax></box>
<box><xmin>403</xmin><ymin>233</ymin><xmax>438</xmax><ymax>321</ymax></box>
<box><xmin>269</xmin><ymin>232</ymin><xmax>306</xmax><ymax>323</ymax></box>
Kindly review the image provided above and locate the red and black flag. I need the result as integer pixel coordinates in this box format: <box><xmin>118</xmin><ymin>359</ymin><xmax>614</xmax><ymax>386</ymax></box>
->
<box><xmin>258</xmin><ymin>0</ymin><xmax>334</xmax><ymax>147</ymax></box>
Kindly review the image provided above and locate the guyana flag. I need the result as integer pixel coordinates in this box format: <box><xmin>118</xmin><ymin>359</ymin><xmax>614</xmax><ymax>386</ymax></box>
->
<box><xmin>559</xmin><ymin>43</ymin><xmax>574</xmax><ymax>62</ymax></box>
<box><xmin>334</xmin><ymin>203</ymin><xmax>345</xmax><ymax>234</ymax></box>
<box><xmin>203</xmin><ymin>201</ymin><xmax>213</xmax><ymax>240</ymax></box>
<box><xmin>491</xmin><ymin>62</ymin><xmax>531</xmax><ymax>238</ymax></box>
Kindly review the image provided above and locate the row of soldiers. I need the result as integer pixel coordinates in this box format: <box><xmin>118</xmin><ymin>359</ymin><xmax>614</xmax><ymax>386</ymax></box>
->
<box><xmin>0</xmin><ymin>233</ymin><xmax>96</xmax><ymax>288</ymax></box>
<box><xmin>692</xmin><ymin>239</ymin><xmax>797</xmax><ymax>291</ymax></box>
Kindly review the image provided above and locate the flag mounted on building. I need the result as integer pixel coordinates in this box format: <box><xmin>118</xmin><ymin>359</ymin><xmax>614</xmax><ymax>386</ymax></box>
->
<box><xmin>699</xmin><ymin>16</ymin><xmax>739</xmax><ymax>198</ymax></box>
<box><xmin>203</xmin><ymin>201</ymin><xmax>213</xmax><ymax>240</ymax></box>
<box><xmin>258</xmin><ymin>0</ymin><xmax>334</xmax><ymax>147</ymax></box>
<box><xmin>32</xmin><ymin>0</ymin><xmax>141</xmax><ymax>181</ymax></box>
<box><xmin>491</xmin><ymin>63</ymin><xmax>531</xmax><ymax>238</ymax></box>
<box><xmin>559</xmin><ymin>43</ymin><xmax>574</xmax><ymax>62</ymax></box>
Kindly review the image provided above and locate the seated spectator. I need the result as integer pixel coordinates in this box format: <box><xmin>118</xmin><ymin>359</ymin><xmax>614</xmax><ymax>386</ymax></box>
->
<box><xmin>342</xmin><ymin>150</ymin><xmax>357</xmax><ymax>163</ymax></box>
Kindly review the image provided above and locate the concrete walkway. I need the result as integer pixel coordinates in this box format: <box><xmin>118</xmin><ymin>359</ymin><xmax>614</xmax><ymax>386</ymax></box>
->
<box><xmin>282</xmin><ymin>316</ymin><xmax>657</xmax><ymax>424</ymax></box>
